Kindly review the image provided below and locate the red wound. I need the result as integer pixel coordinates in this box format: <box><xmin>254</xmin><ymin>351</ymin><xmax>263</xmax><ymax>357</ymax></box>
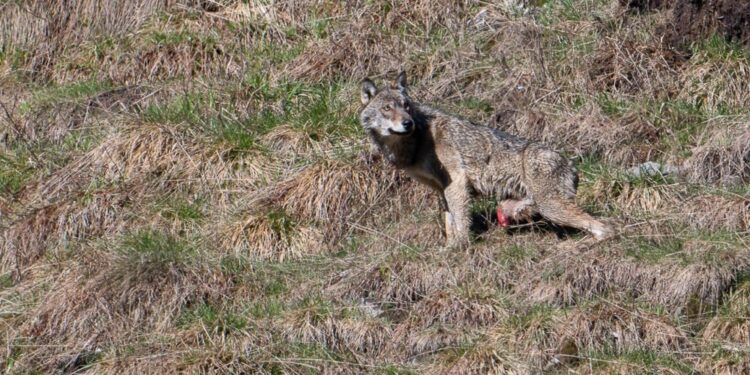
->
<box><xmin>497</xmin><ymin>206</ymin><xmax>509</xmax><ymax>228</ymax></box>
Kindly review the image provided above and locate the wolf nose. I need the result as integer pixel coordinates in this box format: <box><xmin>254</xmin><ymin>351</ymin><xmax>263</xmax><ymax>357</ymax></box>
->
<box><xmin>401</xmin><ymin>119</ymin><xmax>414</xmax><ymax>131</ymax></box>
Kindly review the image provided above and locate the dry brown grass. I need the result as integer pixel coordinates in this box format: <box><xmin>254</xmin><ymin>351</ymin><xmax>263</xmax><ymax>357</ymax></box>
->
<box><xmin>519</xmin><ymin>234</ymin><xmax>750</xmax><ymax>313</ymax></box>
<box><xmin>424</xmin><ymin>342</ymin><xmax>528</xmax><ymax>375</ymax></box>
<box><xmin>701</xmin><ymin>281</ymin><xmax>750</xmax><ymax>346</ymax></box>
<box><xmin>590</xmin><ymin>12</ymin><xmax>680</xmax><ymax>97</ymax></box>
<box><xmin>9</xmin><ymin>237</ymin><xmax>230</xmax><ymax>372</ymax></box>
<box><xmin>340</xmin><ymin>251</ymin><xmax>455</xmax><ymax>308</ymax></box>
<box><xmin>677</xmin><ymin>56</ymin><xmax>750</xmax><ymax>114</ymax></box>
<box><xmin>412</xmin><ymin>288</ymin><xmax>510</xmax><ymax>329</ymax></box>
<box><xmin>685</xmin><ymin>118</ymin><xmax>750</xmax><ymax>186</ymax></box>
<box><xmin>287</xmin><ymin>0</ymin><xmax>483</xmax><ymax>83</ymax></box>
<box><xmin>1</xmin><ymin>0</ymin><xmax>172</xmax><ymax>81</ymax></box>
<box><xmin>3</xmin><ymin>0</ymin><xmax>750</xmax><ymax>373</ymax></box>
<box><xmin>218</xmin><ymin>152</ymin><xmax>433</xmax><ymax>260</ymax></box>
<box><xmin>220</xmin><ymin>211</ymin><xmax>325</xmax><ymax>262</ymax></box>
<box><xmin>385</xmin><ymin>286</ymin><xmax>510</xmax><ymax>358</ymax></box>
<box><xmin>1</xmin><ymin>190</ymin><xmax>129</xmax><ymax>278</ymax></box>
<box><xmin>281</xmin><ymin>306</ymin><xmax>390</xmax><ymax>355</ymax></box>
<box><xmin>2</xmin><ymin>123</ymin><xmax>271</xmax><ymax>277</ymax></box>
<box><xmin>553</xmin><ymin>302</ymin><xmax>690</xmax><ymax>357</ymax></box>
<box><xmin>681</xmin><ymin>193</ymin><xmax>750</xmax><ymax>231</ymax></box>
<box><xmin>701</xmin><ymin>357</ymin><xmax>750</xmax><ymax>375</ymax></box>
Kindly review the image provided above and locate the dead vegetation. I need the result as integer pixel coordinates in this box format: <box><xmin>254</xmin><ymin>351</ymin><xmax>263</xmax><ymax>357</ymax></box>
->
<box><xmin>2</xmin><ymin>0</ymin><xmax>750</xmax><ymax>373</ymax></box>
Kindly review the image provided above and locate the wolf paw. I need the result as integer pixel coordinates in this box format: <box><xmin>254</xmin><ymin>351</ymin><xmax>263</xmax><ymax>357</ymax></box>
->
<box><xmin>592</xmin><ymin>225</ymin><xmax>615</xmax><ymax>241</ymax></box>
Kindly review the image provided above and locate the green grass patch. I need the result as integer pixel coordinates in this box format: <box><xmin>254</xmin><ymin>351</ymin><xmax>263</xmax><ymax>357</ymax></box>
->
<box><xmin>576</xmin><ymin>154</ymin><xmax>675</xmax><ymax>188</ymax></box>
<box><xmin>623</xmin><ymin>236</ymin><xmax>684</xmax><ymax>264</ymax></box>
<box><xmin>537</xmin><ymin>0</ymin><xmax>610</xmax><ymax>25</ymax></box>
<box><xmin>219</xmin><ymin>254</ymin><xmax>251</xmax><ymax>276</ymax></box>
<box><xmin>458</xmin><ymin>97</ymin><xmax>495</xmax><ymax>116</ymax></box>
<box><xmin>377</xmin><ymin>364</ymin><xmax>419</xmax><ymax>375</ymax></box>
<box><xmin>245</xmin><ymin>42</ymin><xmax>305</xmax><ymax>70</ymax></box>
<box><xmin>154</xmin><ymin>197</ymin><xmax>205</xmax><ymax>222</ymax></box>
<box><xmin>623</xmin><ymin>230</ymin><xmax>744</xmax><ymax>265</ymax></box>
<box><xmin>25</xmin><ymin>79</ymin><xmax>113</xmax><ymax>109</ymax></box>
<box><xmin>219</xmin><ymin>255</ymin><xmax>334</xmax><ymax>299</ymax></box>
<box><xmin>470</xmin><ymin>196</ymin><xmax>497</xmax><ymax>217</ymax></box>
<box><xmin>581</xmin><ymin>348</ymin><xmax>695</xmax><ymax>373</ymax></box>
<box><xmin>141</xmin><ymin>93</ymin><xmax>203</xmax><ymax>124</ymax></box>
<box><xmin>141</xmin><ymin>91</ymin><xmax>273</xmax><ymax>153</ymax></box>
<box><xmin>147</xmin><ymin>30</ymin><xmax>218</xmax><ymax>47</ymax></box>
<box><xmin>691</xmin><ymin>33</ymin><xmax>750</xmax><ymax>61</ymax></box>
<box><xmin>177</xmin><ymin>302</ymin><xmax>248</xmax><ymax>334</ymax></box>
<box><xmin>495</xmin><ymin>243</ymin><xmax>538</xmax><ymax>267</ymax></box>
<box><xmin>0</xmin><ymin>273</ymin><xmax>13</xmax><ymax>290</ymax></box>
<box><xmin>688</xmin><ymin>230</ymin><xmax>748</xmax><ymax>265</ymax></box>
<box><xmin>649</xmin><ymin>99</ymin><xmax>708</xmax><ymax>157</ymax></box>
<box><xmin>1</xmin><ymin>47</ymin><xmax>30</xmax><ymax>71</ymax></box>
<box><xmin>507</xmin><ymin>303</ymin><xmax>559</xmax><ymax>330</ymax></box>
<box><xmin>141</xmin><ymin>79</ymin><xmax>359</xmax><ymax>153</ymax></box>
<box><xmin>595</xmin><ymin>93</ymin><xmax>629</xmax><ymax>117</ymax></box>
<box><xmin>294</xmin><ymin>295</ymin><xmax>334</xmax><ymax>323</ymax></box>
<box><xmin>117</xmin><ymin>230</ymin><xmax>197</xmax><ymax>273</ymax></box>
<box><xmin>247</xmin><ymin>298</ymin><xmax>286</xmax><ymax>319</ymax></box>
<box><xmin>59</xmin><ymin>128</ymin><xmax>101</xmax><ymax>154</ymax></box>
<box><xmin>0</xmin><ymin>153</ymin><xmax>33</xmax><ymax>195</ymax></box>
<box><xmin>267</xmin><ymin>209</ymin><xmax>297</xmax><ymax>239</ymax></box>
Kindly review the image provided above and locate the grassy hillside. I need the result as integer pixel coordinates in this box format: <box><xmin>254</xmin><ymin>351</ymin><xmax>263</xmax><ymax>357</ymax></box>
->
<box><xmin>1</xmin><ymin>0</ymin><xmax>749</xmax><ymax>373</ymax></box>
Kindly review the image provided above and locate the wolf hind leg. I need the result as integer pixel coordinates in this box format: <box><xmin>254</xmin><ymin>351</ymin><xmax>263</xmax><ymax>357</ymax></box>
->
<box><xmin>536</xmin><ymin>198</ymin><xmax>613</xmax><ymax>240</ymax></box>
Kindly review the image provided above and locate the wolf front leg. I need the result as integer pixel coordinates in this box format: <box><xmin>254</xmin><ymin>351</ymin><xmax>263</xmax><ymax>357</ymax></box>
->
<box><xmin>443</xmin><ymin>176</ymin><xmax>471</xmax><ymax>248</ymax></box>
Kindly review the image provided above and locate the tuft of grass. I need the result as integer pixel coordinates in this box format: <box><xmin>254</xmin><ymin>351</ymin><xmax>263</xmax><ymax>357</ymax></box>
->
<box><xmin>470</xmin><ymin>195</ymin><xmax>497</xmax><ymax>216</ymax></box>
<box><xmin>0</xmin><ymin>153</ymin><xmax>32</xmax><ymax>195</ymax></box>
<box><xmin>580</xmin><ymin>348</ymin><xmax>695</xmax><ymax>373</ymax></box>
<box><xmin>154</xmin><ymin>197</ymin><xmax>205</xmax><ymax>222</ymax></box>
<box><xmin>507</xmin><ymin>303</ymin><xmax>559</xmax><ymax>330</ymax></box>
<box><xmin>623</xmin><ymin>236</ymin><xmax>684</xmax><ymax>264</ymax></box>
<box><xmin>495</xmin><ymin>243</ymin><xmax>538</xmax><ymax>267</ymax></box>
<box><xmin>25</xmin><ymin>79</ymin><xmax>113</xmax><ymax>109</ymax></box>
<box><xmin>141</xmin><ymin>94</ymin><xmax>203</xmax><ymax>124</ymax></box>
<box><xmin>691</xmin><ymin>34</ymin><xmax>750</xmax><ymax>61</ymax></box>
<box><xmin>286</xmin><ymin>82</ymin><xmax>360</xmax><ymax>141</ymax></box>
<box><xmin>0</xmin><ymin>273</ymin><xmax>13</xmax><ymax>290</ymax></box>
<box><xmin>650</xmin><ymin>99</ymin><xmax>708</xmax><ymax>156</ymax></box>
<box><xmin>623</xmin><ymin>229</ymin><xmax>745</xmax><ymax>265</ymax></box>
<box><xmin>458</xmin><ymin>97</ymin><xmax>494</xmax><ymax>116</ymax></box>
<box><xmin>378</xmin><ymin>364</ymin><xmax>418</xmax><ymax>375</ymax></box>
<box><xmin>595</xmin><ymin>93</ymin><xmax>629</xmax><ymax>117</ymax></box>
<box><xmin>294</xmin><ymin>295</ymin><xmax>334</xmax><ymax>323</ymax></box>
<box><xmin>140</xmin><ymin>80</ymin><xmax>358</xmax><ymax>153</ymax></box>
<box><xmin>147</xmin><ymin>30</ymin><xmax>217</xmax><ymax>47</ymax></box>
<box><xmin>246</xmin><ymin>298</ymin><xmax>285</xmax><ymax>319</ymax></box>
<box><xmin>266</xmin><ymin>209</ymin><xmax>297</xmax><ymax>239</ymax></box>
<box><xmin>177</xmin><ymin>302</ymin><xmax>248</xmax><ymax>334</ymax></box>
<box><xmin>116</xmin><ymin>230</ymin><xmax>197</xmax><ymax>274</ymax></box>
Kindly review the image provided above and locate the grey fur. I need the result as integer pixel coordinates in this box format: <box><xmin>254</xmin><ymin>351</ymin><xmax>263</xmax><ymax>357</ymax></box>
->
<box><xmin>360</xmin><ymin>73</ymin><xmax>613</xmax><ymax>247</ymax></box>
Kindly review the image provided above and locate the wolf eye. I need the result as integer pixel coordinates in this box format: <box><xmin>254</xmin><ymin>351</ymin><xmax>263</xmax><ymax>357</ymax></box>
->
<box><xmin>382</xmin><ymin>105</ymin><xmax>392</xmax><ymax>112</ymax></box>
<box><xmin>404</xmin><ymin>102</ymin><xmax>410</xmax><ymax>111</ymax></box>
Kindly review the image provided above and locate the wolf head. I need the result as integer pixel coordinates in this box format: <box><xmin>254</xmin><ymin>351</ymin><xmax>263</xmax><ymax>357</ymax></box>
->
<box><xmin>359</xmin><ymin>71</ymin><xmax>416</xmax><ymax>137</ymax></box>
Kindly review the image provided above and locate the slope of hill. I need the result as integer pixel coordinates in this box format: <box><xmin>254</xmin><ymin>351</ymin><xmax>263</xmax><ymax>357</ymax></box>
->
<box><xmin>1</xmin><ymin>1</ymin><xmax>749</xmax><ymax>373</ymax></box>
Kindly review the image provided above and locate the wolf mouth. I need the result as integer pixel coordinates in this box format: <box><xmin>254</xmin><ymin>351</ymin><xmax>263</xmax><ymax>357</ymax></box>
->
<box><xmin>388</xmin><ymin>128</ymin><xmax>413</xmax><ymax>135</ymax></box>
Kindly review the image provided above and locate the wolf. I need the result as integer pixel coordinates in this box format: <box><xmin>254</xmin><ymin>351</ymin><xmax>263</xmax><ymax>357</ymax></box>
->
<box><xmin>359</xmin><ymin>72</ymin><xmax>613</xmax><ymax>248</ymax></box>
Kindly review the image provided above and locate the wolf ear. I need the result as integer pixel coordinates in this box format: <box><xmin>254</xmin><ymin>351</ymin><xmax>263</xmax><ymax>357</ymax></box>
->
<box><xmin>361</xmin><ymin>79</ymin><xmax>377</xmax><ymax>105</ymax></box>
<box><xmin>396</xmin><ymin>71</ymin><xmax>408</xmax><ymax>93</ymax></box>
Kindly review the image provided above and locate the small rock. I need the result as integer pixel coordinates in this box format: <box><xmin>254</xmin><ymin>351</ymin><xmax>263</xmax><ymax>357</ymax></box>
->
<box><xmin>626</xmin><ymin>161</ymin><xmax>681</xmax><ymax>178</ymax></box>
